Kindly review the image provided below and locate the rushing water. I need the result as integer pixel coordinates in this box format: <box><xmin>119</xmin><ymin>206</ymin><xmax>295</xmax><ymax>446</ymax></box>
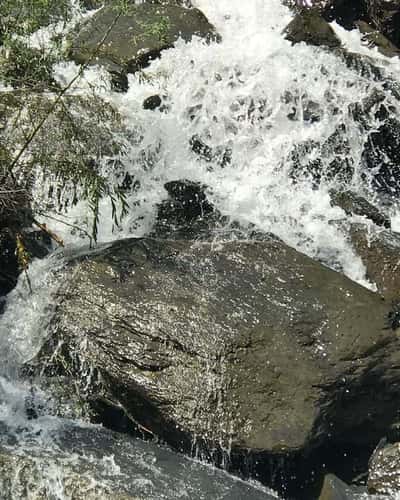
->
<box><xmin>1</xmin><ymin>0</ymin><xmax>400</xmax><ymax>498</ymax></box>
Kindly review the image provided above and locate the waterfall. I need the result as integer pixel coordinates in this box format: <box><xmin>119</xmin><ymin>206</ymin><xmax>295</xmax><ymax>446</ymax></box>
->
<box><xmin>1</xmin><ymin>0</ymin><xmax>399</xmax><ymax>497</ymax></box>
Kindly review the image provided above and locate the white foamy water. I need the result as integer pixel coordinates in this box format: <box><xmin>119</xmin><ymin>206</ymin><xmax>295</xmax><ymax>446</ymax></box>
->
<box><xmin>1</xmin><ymin>0</ymin><xmax>400</xmax><ymax>497</ymax></box>
<box><xmin>43</xmin><ymin>0</ymin><xmax>400</xmax><ymax>286</ymax></box>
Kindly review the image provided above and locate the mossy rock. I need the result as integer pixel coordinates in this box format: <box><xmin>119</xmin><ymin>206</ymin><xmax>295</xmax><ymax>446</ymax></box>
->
<box><xmin>69</xmin><ymin>2</ymin><xmax>220</xmax><ymax>83</ymax></box>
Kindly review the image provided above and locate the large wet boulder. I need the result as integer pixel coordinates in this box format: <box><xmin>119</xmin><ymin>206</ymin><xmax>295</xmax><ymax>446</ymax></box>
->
<box><xmin>34</xmin><ymin>235</ymin><xmax>400</xmax><ymax>492</ymax></box>
<box><xmin>69</xmin><ymin>2</ymin><xmax>219</xmax><ymax>86</ymax></box>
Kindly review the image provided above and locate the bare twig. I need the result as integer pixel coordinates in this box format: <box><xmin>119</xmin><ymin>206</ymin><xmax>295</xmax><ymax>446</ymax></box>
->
<box><xmin>5</xmin><ymin>10</ymin><xmax>123</xmax><ymax>181</ymax></box>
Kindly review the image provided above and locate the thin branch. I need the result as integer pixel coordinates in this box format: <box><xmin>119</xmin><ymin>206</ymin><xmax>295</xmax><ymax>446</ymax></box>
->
<box><xmin>35</xmin><ymin>211</ymin><xmax>94</xmax><ymax>246</ymax></box>
<box><xmin>5</xmin><ymin>10</ymin><xmax>123</xmax><ymax>180</ymax></box>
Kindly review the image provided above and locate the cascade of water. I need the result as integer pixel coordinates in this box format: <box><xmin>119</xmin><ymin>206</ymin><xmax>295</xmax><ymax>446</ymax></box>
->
<box><xmin>1</xmin><ymin>0</ymin><xmax>400</xmax><ymax>497</ymax></box>
<box><xmin>40</xmin><ymin>0</ymin><xmax>400</xmax><ymax>285</ymax></box>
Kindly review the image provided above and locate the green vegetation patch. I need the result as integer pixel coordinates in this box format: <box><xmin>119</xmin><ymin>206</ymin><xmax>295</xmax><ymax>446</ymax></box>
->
<box><xmin>0</xmin><ymin>0</ymin><xmax>72</xmax><ymax>40</ymax></box>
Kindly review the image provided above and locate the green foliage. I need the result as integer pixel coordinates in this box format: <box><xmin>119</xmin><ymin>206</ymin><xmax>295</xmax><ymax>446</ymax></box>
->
<box><xmin>0</xmin><ymin>39</ymin><xmax>59</xmax><ymax>90</ymax></box>
<box><xmin>112</xmin><ymin>0</ymin><xmax>131</xmax><ymax>16</ymax></box>
<box><xmin>0</xmin><ymin>0</ymin><xmax>131</xmax><ymax>242</ymax></box>
<box><xmin>1</xmin><ymin>93</ymin><xmax>129</xmax><ymax>241</ymax></box>
<box><xmin>0</xmin><ymin>0</ymin><xmax>71</xmax><ymax>39</ymax></box>
<box><xmin>140</xmin><ymin>16</ymin><xmax>171</xmax><ymax>44</ymax></box>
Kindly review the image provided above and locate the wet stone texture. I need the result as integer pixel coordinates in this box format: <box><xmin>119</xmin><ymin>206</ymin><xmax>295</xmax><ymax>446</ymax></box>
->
<box><xmin>32</xmin><ymin>235</ymin><xmax>400</xmax><ymax>495</ymax></box>
<box><xmin>0</xmin><ymin>424</ymin><xmax>275</xmax><ymax>500</ymax></box>
<box><xmin>69</xmin><ymin>2</ymin><xmax>219</xmax><ymax>87</ymax></box>
<box><xmin>368</xmin><ymin>442</ymin><xmax>400</xmax><ymax>496</ymax></box>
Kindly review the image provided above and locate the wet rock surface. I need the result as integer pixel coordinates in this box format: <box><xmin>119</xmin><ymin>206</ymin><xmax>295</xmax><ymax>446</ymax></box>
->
<box><xmin>349</xmin><ymin>224</ymin><xmax>400</xmax><ymax>302</ymax></box>
<box><xmin>355</xmin><ymin>20</ymin><xmax>400</xmax><ymax>58</ymax></box>
<box><xmin>151</xmin><ymin>180</ymin><xmax>223</xmax><ymax>239</ymax></box>
<box><xmin>292</xmin><ymin>0</ymin><xmax>400</xmax><ymax>50</ymax></box>
<box><xmin>0</xmin><ymin>424</ymin><xmax>275</xmax><ymax>500</ymax></box>
<box><xmin>69</xmin><ymin>2</ymin><xmax>219</xmax><ymax>84</ymax></box>
<box><xmin>284</xmin><ymin>10</ymin><xmax>341</xmax><ymax>48</ymax></box>
<box><xmin>329</xmin><ymin>190</ymin><xmax>390</xmax><ymax>228</ymax></box>
<box><xmin>368</xmin><ymin>441</ymin><xmax>400</xmax><ymax>495</ymax></box>
<box><xmin>32</xmin><ymin>234</ymin><xmax>400</xmax><ymax>495</ymax></box>
<box><xmin>318</xmin><ymin>474</ymin><xmax>366</xmax><ymax>500</ymax></box>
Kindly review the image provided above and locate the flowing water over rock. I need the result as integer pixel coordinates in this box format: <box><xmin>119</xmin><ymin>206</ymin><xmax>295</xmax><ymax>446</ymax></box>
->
<box><xmin>2</xmin><ymin>0</ymin><xmax>400</xmax><ymax>498</ymax></box>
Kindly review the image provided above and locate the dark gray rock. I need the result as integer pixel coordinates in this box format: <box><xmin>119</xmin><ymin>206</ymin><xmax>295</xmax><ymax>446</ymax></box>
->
<box><xmin>35</xmin><ymin>236</ymin><xmax>400</xmax><ymax>464</ymax></box>
<box><xmin>69</xmin><ymin>3</ymin><xmax>219</xmax><ymax>83</ymax></box>
<box><xmin>355</xmin><ymin>20</ymin><xmax>400</xmax><ymax>57</ymax></box>
<box><xmin>143</xmin><ymin>94</ymin><xmax>162</xmax><ymax>110</ymax></box>
<box><xmin>316</xmin><ymin>0</ymin><xmax>369</xmax><ymax>30</ymax></box>
<box><xmin>368</xmin><ymin>0</ymin><xmax>400</xmax><ymax>49</ymax></box>
<box><xmin>284</xmin><ymin>10</ymin><xmax>341</xmax><ymax>48</ymax></box>
<box><xmin>290</xmin><ymin>1</ymin><xmax>400</xmax><ymax>49</ymax></box>
<box><xmin>362</xmin><ymin>117</ymin><xmax>400</xmax><ymax>196</ymax></box>
<box><xmin>151</xmin><ymin>180</ymin><xmax>223</xmax><ymax>239</ymax></box>
<box><xmin>318</xmin><ymin>474</ymin><xmax>366</xmax><ymax>500</ymax></box>
<box><xmin>329</xmin><ymin>190</ymin><xmax>391</xmax><ymax>228</ymax></box>
<box><xmin>190</xmin><ymin>135</ymin><xmax>232</xmax><ymax>167</ymax></box>
<box><xmin>350</xmin><ymin>224</ymin><xmax>400</xmax><ymax>302</ymax></box>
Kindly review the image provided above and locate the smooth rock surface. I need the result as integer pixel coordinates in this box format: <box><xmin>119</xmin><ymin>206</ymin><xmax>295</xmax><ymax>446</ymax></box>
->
<box><xmin>35</xmin><ymin>236</ymin><xmax>400</xmax><ymax>461</ymax></box>
<box><xmin>69</xmin><ymin>3</ymin><xmax>219</xmax><ymax>80</ymax></box>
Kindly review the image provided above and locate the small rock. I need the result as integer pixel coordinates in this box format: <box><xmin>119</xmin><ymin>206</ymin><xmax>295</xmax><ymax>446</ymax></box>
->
<box><xmin>368</xmin><ymin>442</ymin><xmax>400</xmax><ymax>495</ymax></box>
<box><xmin>350</xmin><ymin>224</ymin><xmax>400</xmax><ymax>301</ymax></box>
<box><xmin>355</xmin><ymin>20</ymin><xmax>400</xmax><ymax>58</ymax></box>
<box><xmin>190</xmin><ymin>135</ymin><xmax>232</xmax><ymax>166</ymax></box>
<box><xmin>284</xmin><ymin>10</ymin><xmax>341</xmax><ymax>48</ymax></box>
<box><xmin>329</xmin><ymin>190</ymin><xmax>391</xmax><ymax>228</ymax></box>
<box><xmin>143</xmin><ymin>94</ymin><xmax>163</xmax><ymax>110</ymax></box>
<box><xmin>153</xmin><ymin>179</ymin><xmax>220</xmax><ymax>238</ymax></box>
<box><xmin>319</xmin><ymin>473</ymin><xmax>365</xmax><ymax>500</ymax></box>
